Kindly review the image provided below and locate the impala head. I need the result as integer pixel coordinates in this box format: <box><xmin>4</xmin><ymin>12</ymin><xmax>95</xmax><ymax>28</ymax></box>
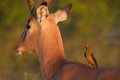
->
<box><xmin>14</xmin><ymin>0</ymin><xmax>72</xmax><ymax>55</ymax></box>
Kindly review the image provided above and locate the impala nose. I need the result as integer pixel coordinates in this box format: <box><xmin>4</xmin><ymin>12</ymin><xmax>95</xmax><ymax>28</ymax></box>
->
<box><xmin>14</xmin><ymin>43</ymin><xmax>24</xmax><ymax>55</ymax></box>
<box><xmin>15</xmin><ymin>49</ymin><xmax>25</xmax><ymax>55</ymax></box>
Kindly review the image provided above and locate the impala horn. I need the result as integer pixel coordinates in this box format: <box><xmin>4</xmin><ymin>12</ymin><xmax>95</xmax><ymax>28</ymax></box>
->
<box><xmin>45</xmin><ymin>0</ymin><xmax>51</xmax><ymax>5</ymax></box>
<box><xmin>41</xmin><ymin>0</ymin><xmax>51</xmax><ymax>6</ymax></box>
<box><xmin>26</xmin><ymin>0</ymin><xmax>36</xmax><ymax>17</ymax></box>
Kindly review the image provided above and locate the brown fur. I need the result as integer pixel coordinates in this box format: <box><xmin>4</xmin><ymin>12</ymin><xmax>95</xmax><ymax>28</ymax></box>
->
<box><xmin>14</xmin><ymin>1</ymin><xmax>120</xmax><ymax>80</ymax></box>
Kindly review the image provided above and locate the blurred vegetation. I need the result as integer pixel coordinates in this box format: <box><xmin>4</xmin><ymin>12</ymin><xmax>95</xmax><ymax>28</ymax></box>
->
<box><xmin>0</xmin><ymin>0</ymin><xmax>120</xmax><ymax>80</ymax></box>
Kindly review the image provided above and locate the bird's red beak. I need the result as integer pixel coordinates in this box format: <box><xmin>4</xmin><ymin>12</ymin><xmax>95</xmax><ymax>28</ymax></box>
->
<box><xmin>82</xmin><ymin>43</ymin><xmax>88</xmax><ymax>47</ymax></box>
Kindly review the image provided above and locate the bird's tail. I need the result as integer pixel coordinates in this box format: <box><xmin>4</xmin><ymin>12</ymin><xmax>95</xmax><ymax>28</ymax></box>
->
<box><xmin>93</xmin><ymin>63</ymin><xmax>99</xmax><ymax>69</ymax></box>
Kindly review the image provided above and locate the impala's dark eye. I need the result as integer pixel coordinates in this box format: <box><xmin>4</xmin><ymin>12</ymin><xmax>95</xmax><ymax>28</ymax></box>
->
<box><xmin>26</xmin><ymin>24</ymin><xmax>31</xmax><ymax>29</ymax></box>
<box><xmin>26</xmin><ymin>19</ymin><xmax>31</xmax><ymax>29</ymax></box>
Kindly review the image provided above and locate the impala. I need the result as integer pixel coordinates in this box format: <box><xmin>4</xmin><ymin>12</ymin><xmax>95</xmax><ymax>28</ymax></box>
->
<box><xmin>14</xmin><ymin>0</ymin><xmax>120</xmax><ymax>80</ymax></box>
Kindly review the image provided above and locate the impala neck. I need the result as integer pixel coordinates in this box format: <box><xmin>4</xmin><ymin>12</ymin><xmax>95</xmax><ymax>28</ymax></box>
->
<box><xmin>36</xmin><ymin>21</ymin><xmax>67</xmax><ymax>80</ymax></box>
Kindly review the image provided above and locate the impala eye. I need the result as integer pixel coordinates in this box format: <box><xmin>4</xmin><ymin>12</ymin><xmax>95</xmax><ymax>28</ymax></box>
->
<box><xmin>26</xmin><ymin>24</ymin><xmax>31</xmax><ymax>29</ymax></box>
<box><xmin>26</xmin><ymin>19</ymin><xmax>31</xmax><ymax>29</ymax></box>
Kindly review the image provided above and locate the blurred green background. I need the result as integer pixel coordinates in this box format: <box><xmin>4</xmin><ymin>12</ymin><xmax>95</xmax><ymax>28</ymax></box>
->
<box><xmin>0</xmin><ymin>0</ymin><xmax>120</xmax><ymax>80</ymax></box>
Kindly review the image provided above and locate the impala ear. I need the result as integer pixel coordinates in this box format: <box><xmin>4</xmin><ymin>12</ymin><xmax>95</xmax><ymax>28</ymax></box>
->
<box><xmin>36</xmin><ymin>2</ymin><xmax>49</xmax><ymax>22</ymax></box>
<box><xmin>54</xmin><ymin>4</ymin><xmax>72</xmax><ymax>23</ymax></box>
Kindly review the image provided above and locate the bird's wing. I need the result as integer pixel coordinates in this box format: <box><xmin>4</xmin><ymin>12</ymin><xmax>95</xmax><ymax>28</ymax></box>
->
<box><xmin>91</xmin><ymin>53</ymin><xmax>98</xmax><ymax>67</ymax></box>
<box><xmin>84</xmin><ymin>52</ymin><xmax>86</xmax><ymax>58</ymax></box>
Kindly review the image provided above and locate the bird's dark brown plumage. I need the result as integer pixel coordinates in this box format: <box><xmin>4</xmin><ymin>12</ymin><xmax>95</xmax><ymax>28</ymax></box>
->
<box><xmin>82</xmin><ymin>43</ymin><xmax>98</xmax><ymax>68</ymax></box>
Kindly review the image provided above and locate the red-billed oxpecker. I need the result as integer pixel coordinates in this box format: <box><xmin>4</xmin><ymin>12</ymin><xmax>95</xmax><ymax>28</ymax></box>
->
<box><xmin>82</xmin><ymin>43</ymin><xmax>99</xmax><ymax>68</ymax></box>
